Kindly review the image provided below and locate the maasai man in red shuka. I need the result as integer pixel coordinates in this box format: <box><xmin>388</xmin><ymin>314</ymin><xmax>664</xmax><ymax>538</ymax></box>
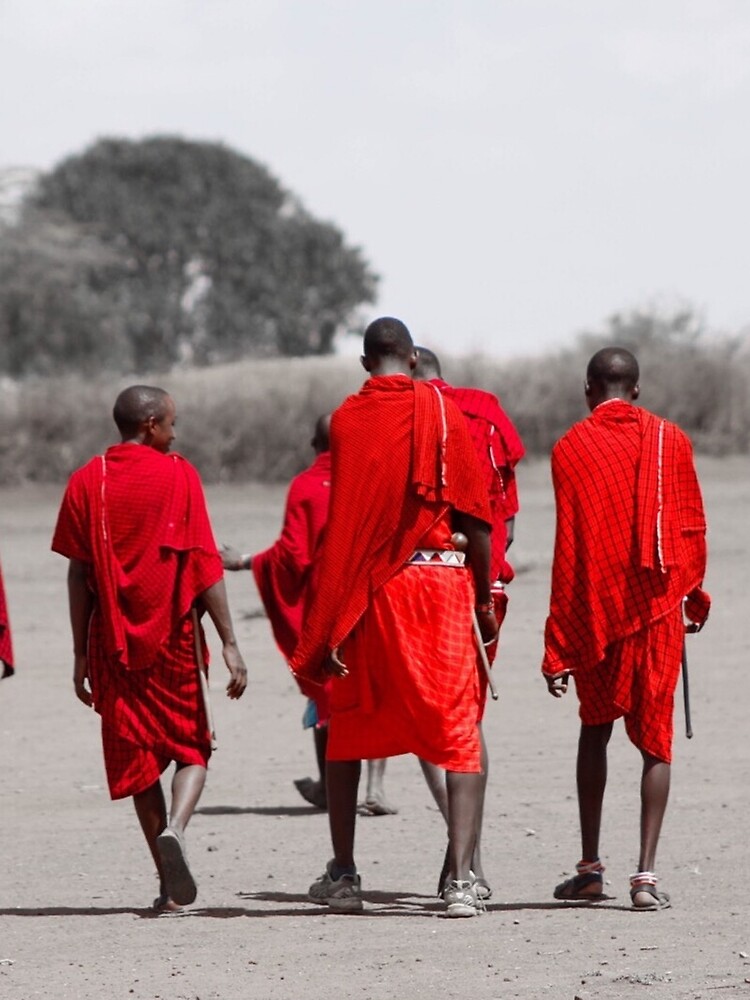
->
<box><xmin>413</xmin><ymin>345</ymin><xmax>525</xmax><ymax>900</ymax></box>
<box><xmin>222</xmin><ymin>414</ymin><xmax>333</xmax><ymax>810</ymax></box>
<box><xmin>543</xmin><ymin>348</ymin><xmax>709</xmax><ymax>911</ymax></box>
<box><xmin>0</xmin><ymin>559</ymin><xmax>14</xmax><ymax>678</ymax></box>
<box><xmin>52</xmin><ymin>385</ymin><xmax>247</xmax><ymax>912</ymax></box>
<box><xmin>291</xmin><ymin>317</ymin><xmax>498</xmax><ymax>918</ymax></box>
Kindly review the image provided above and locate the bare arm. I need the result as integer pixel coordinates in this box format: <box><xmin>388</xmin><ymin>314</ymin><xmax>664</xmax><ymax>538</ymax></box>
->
<box><xmin>453</xmin><ymin>512</ymin><xmax>498</xmax><ymax>644</ymax></box>
<box><xmin>68</xmin><ymin>559</ymin><xmax>94</xmax><ymax>707</ymax></box>
<box><xmin>199</xmin><ymin>578</ymin><xmax>248</xmax><ymax>699</ymax></box>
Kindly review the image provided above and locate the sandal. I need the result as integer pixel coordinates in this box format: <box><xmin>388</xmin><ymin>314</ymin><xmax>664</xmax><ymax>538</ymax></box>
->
<box><xmin>554</xmin><ymin>859</ymin><xmax>606</xmax><ymax>901</ymax></box>
<box><xmin>630</xmin><ymin>871</ymin><xmax>671</xmax><ymax>910</ymax></box>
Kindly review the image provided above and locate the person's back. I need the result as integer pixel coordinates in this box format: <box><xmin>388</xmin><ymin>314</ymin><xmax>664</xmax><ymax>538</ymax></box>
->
<box><xmin>52</xmin><ymin>384</ymin><xmax>247</xmax><ymax>911</ymax></box>
<box><xmin>293</xmin><ymin>317</ymin><xmax>497</xmax><ymax>919</ymax></box>
<box><xmin>543</xmin><ymin>348</ymin><xmax>709</xmax><ymax>911</ymax></box>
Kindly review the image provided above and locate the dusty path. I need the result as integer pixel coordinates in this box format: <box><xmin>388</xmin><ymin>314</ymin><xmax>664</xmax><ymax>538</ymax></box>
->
<box><xmin>0</xmin><ymin>458</ymin><xmax>747</xmax><ymax>999</ymax></box>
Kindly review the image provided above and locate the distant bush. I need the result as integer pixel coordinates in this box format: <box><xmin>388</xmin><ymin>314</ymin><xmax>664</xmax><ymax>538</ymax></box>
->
<box><xmin>1</xmin><ymin>322</ymin><xmax>748</xmax><ymax>486</ymax></box>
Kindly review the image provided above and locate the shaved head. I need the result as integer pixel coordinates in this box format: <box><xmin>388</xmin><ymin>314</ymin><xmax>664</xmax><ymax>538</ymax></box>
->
<box><xmin>363</xmin><ymin>317</ymin><xmax>414</xmax><ymax>361</ymax></box>
<box><xmin>587</xmin><ymin>347</ymin><xmax>639</xmax><ymax>389</ymax></box>
<box><xmin>414</xmin><ymin>346</ymin><xmax>442</xmax><ymax>380</ymax></box>
<box><xmin>585</xmin><ymin>347</ymin><xmax>640</xmax><ymax>410</ymax></box>
<box><xmin>113</xmin><ymin>385</ymin><xmax>171</xmax><ymax>437</ymax></box>
<box><xmin>312</xmin><ymin>412</ymin><xmax>332</xmax><ymax>453</ymax></box>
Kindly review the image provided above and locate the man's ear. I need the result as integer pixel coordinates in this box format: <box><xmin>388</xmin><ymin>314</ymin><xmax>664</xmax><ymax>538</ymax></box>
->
<box><xmin>408</xmin><ymin>350</ymin><xmax>418</xmax><ymax>371</ymax></box>
<box><xmin>584</xmin><ymin>380</ymin><xmax>592</xmax><ymax>396</ymax></box>
<box><xmin>360</xmin><ymin>355</ymin><xmax>371</xmax><ymax>373</ymax></box>
<box><xmin>632</xmin><ymin>383</ymin><xmax>640</xmax><ymax>400</ymax></box>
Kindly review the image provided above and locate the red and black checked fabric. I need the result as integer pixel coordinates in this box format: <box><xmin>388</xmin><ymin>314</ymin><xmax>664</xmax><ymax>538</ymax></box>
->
<box><xmin>89</xmin><ymin>614</ymin><xmax>211</xmax><ymax>798</ymax></box>
<box><xmin>573</xmin><ymin>605</ymin><xmax>684</xmax><ymax>763</ymax></box>
<box><xmin>432</xmin><ymin>379</ymin><xmax>525</xmax><ymax>583</ymax></box>
<box><xmin>291</xmin><ymin>375</ymin><xmax>491</xmax><ymax>687</ymax></box>
<box><xmin>252</xmin><ymin>450</ymin><xmax>331</xmax><ymax>661</ymax></box>
<box><xmin>327</xmin><ymin>512</ymin><xmax>482</xmax><ymax>772</ymax></box>
<box><xmin>0</xmin><ymin>560</ymin><xmax>13</xmax><ymax>676</ymax></box>
<box><xmin>543</xmin><ymin>400</ymin><xmax>708</xmax><ymax>679</ymax></box>
<box><xmin>52</xmin><ymin>444</ymin><xmax>222</xmax><ymax>670</ymax></box>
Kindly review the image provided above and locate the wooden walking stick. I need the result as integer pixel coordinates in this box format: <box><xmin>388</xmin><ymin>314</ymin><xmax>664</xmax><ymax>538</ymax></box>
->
<box><xmin>681</xmin><ymin>641</ymin><xmax>693</xmax><ymax>739</ymax></box>
<box><xmin>192</xmin><ymin>607</ymin><xmax>218</xmax><ymax>750</ymax></box>
<box><xmin>450</xmin><ymin>530</ymin><xmax>499</xmax><ymax>701</ymax></box>
<box><xmin>472</xmin><ymin>612</ymin><xmax>499</xmax><ymax>702</ymax></box>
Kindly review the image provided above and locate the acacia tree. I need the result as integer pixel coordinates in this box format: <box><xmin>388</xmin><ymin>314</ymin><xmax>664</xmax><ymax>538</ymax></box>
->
<box><xmin>1</xmin><ymin>136</ymin><xmax>378</xmax><ymax>374</ymax></box>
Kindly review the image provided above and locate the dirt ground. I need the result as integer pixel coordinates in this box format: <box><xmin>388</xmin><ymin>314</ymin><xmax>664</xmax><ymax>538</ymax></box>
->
<box><xmin>0</xmin><ymin>456</ymin><xmax>747</xmax><ymax>1000</ymax></box>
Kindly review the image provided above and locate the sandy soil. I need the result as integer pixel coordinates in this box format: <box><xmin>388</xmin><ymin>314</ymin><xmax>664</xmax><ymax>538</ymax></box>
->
<box><xmin>0</xmin><ymin>457</ymin><xmax>747</xmax><ymax>1000</ymax></box>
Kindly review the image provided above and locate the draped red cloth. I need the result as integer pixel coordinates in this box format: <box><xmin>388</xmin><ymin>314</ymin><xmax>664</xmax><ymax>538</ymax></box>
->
<box><xmin>252</xmin><ymin>451</ymin><xmax>331</xmax><ymax>661</ymax></box>
<box><xmin>292</xmin><ymin>376</ymin><xmax>491</xmax><ymax>685</ymax></box>
<box><xmin>430</xmin><ymin>379</ymin><xmax>525</xmax><ymax>583</ymax></box>
<box><xmin>0</xmin><ymin>560</ymin><xmax>13</xmax><ymax>677</ymax></box>
<box><xmin>51</xmin><ymin>444</ymin><xmax>223</xmax><ymax>798</ymax></box>
<box><xmin>290</xmin><ymin>375</ymin><xmax>491</xmax><ymax>770</ymax></box>
<box><xmin>52</xmin><ymin>444</ymin><xmax>222</xmax><ymax>670</ymax></box>
<box><xmin>543</xmin><ymin>400</ymin><xmax>708</xmax><ymax>681</ymax></box>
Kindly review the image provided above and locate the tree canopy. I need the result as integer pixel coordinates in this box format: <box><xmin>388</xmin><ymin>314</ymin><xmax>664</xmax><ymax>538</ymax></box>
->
<box><xmin>0</xmin><ymin>136</ymin><xmax>378</xmax><ymax>374</ymax></box>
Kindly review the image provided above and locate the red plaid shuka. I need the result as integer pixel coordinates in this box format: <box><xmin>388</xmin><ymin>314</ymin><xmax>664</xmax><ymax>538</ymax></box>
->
<box><xmin>0</xmin><ymin>560</ymin><xmax>13</xmax><ymax>677</ymax></box>
<box><xmin>52</xmin><ymin>444</ymin><xmax>223</xmax><ymax>798</ymax></box>
<box><xmin>542</xmin><ymin>400</ymin><xmax>709</xmax><ymax>757</ymax></box>
<box><xmin>291</xmin><ymin>375</ymin><xmax>491</xmax><ymax>771</ymax></box>
<box><xmin>543</xmin><ymin>400</ymin><xmax>707</xmax><ymax>678</ymax></box>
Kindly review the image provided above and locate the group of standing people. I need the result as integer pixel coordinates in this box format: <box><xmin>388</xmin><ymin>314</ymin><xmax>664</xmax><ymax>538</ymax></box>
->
<box><xmin>25</xmin><ymin>315</ymin><xmax>707</xmax><ymax>917</ymax></box>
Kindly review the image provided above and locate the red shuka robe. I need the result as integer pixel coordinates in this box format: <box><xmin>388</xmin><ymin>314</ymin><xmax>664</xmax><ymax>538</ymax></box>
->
<box><xmin>51</xmin><ymin>444</ymin><xmax>223</xmax><ymax>798</ymax></box>
<box><xmin>0</xmin><ymin>560</ymin><xmax>13</xmax><ymax>677</ymax></box>
<box><xmin>543</xmin><ymin>400</ymin><xmax>708</xmax><ymax>680</ymax></box>
<box><xmin>291</xmin><ymin>375</ymin><xmax>492</xmax><ymax>770</ymax></box>
<box><xmin>431</xmin><ymin>378</ymin><xmax>525</xmax><ymax>583</ymax></box>
<box><xmin>252</xmin><ymin>451</ymin><xmax>331</xmax><ymax>661</ymax></box>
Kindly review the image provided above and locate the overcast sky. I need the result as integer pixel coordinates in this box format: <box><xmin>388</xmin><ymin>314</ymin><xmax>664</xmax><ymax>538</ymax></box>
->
<box><xmin>2</xmin><ymin>0</ymin><xmax>748</xmax><ymax>358</ymax></box>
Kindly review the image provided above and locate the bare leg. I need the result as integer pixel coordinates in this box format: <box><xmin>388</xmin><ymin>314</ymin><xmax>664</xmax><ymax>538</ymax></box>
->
<box><xmin>362</xmin><ymin>758</ymin><xmax>397</xmax><ymax>814</ymax></box>
<box><xmin>327</xmin><ymin>759</ymin><xmax>361</xmax><ymax>870</ymax></box>
<box><xmin>314</xmin><ymin>725</ymin><xmax>328</xmax><ymax>787</ymax></box>
<box><xmin>577</xmin><ymin>722</ymin><xmax>613</xmax><ymax>862</ymax></box>
<box><xmin>133</xmin><ymin>779</ymin><xmax>168</xmax><ymax>889</ymax></box>
<box><xmin>470</xmin><ymin>726</ymin><xmax>489</xmax><ymax>880</ymax></box>
<box><xmin>638</xmin><ymin>752</ymin><xmax>670</xmax><ymax>872</ymax></box>
<box><xmin>168</xmin><ymin>762</ymin><xmax>207</xmax><ymax>834</ymax></box>
<box><xmin>446</xmin><ymin>770</ymin><xmax>484</xmax><ymax>882</ymax></box>
<box><xmin>418</xmin><ymin>758</ymin><xmax>449</xmax><ymax>822</ymax></box>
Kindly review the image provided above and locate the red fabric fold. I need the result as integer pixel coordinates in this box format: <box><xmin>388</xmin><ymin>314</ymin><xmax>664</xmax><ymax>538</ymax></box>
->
<box><xmin>291</xmin><ymin>375</ymin><xmax>491</xmax><ymax>687</ymax></box>
<box><xmin>52</xmin><ymin>444</ymin><xmax>222</xmax><ymax>670</ymax></box>
<box><xmin>543</xmin><ymin>401</ymin><xmax>708</xmax><ymax>679</ymax></box>
<box><xmin>0</xmin><ymin>561</ymin><xmax>13</xmax><ymax>676</ymax></box>
<box><xmin>430</xmin><ymin>378</ymin><xmax>524</xmax><ymax>583</ymax></box>
<box><xmin>252</xmin><ymin>451</ymin><xmax>331</xmax><ymax>661</ymax></box>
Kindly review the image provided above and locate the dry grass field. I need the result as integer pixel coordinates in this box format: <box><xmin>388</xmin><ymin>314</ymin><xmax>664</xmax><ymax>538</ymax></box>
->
<box><xmin>0</xmin><ymin>456</ymin><xmax>747</xmax><ymax>999</ymax></box>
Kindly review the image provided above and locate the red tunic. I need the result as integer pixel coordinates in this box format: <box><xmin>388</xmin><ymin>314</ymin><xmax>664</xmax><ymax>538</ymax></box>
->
<box><xmin>431</xmin><ymin>379</ymin><xmax>525</xmax><ymax>583</ymax></box>
<box><xmin>252</xmin><ymin>451</ymin><xmax>331</xmax><ymax>661</ymax></box>
<box><xmin>542</xmin><ymin>400</ymin><xmax>709</xmax><ymax>759</ymax></box>
<box><xmin>0</xmin><ymin>560</ymin><xmax>13</xmax><ymax>677</ymax></box>
<box><xmin>291</xmin><ymin>376</ymin><xmax>492</xmax><ymax>771</ymax></box>
<box><xmin>51</xmin><ymin>444</ymin><xmax>223</xmax><ymax>798</ymax></box>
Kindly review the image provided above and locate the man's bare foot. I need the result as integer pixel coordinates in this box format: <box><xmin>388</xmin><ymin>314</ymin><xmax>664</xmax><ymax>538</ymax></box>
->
<box><xmin>357</xmin><ymin>794</ymin><xmax>398</xmax><ymax>816</ymax></box>
<box><xmin>152</xmin><ymin>893</ymin><xmax>183</xmax><ymax>914</ymax></box>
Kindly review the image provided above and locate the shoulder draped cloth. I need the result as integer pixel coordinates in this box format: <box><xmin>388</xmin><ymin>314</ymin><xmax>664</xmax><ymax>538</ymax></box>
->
<box><xmin>291</xmin><ymin>376</ymin><xmax>491</xmax><ymax>686</ymax></box>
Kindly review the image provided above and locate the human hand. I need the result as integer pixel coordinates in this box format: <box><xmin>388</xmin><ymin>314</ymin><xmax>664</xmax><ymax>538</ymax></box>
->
<box><xmin>324</xmin><ymin>647</ymin><xmax>348</xmax><ymax>678</ymax></box>
<box><xmin>475</xmin><ymin>608</ymin><xmax>499</xmax><ymax>646</ymax></box>
<box><xmin>220</xmin><ymin>544</ymin><xmax>249</xmax><ymax>572</ymax></box>
<box><xmin>74</xmin><ymin>654</ymin><xmax>93</xmax><ymax>707</ymax></box>
<box><xmin>545</xmin><ymin>672</ymin><xmax>570</xmax><ymax>698</ymax></box>
<box><xmin>222</xmin><ymin>643</ymin><xmax>248</xmax><ymax>699</ymax></box>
